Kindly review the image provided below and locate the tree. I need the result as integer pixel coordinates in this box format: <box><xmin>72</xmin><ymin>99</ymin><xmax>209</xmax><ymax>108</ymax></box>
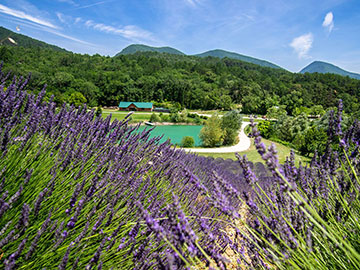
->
<box><xmin>266</xmin><ymin>105</ymin><xmax>287</xmax><ymax>119</ymax></box>
<box><xmin>199</xmin><ymin>114</ymin><xmax>223</xmax><ymax>147</ymax></box>
<box><xmin>257</xmin><ymin>121</ymin><xmax>274</xmax><ymax>139</ymax></box>
<box><xmin>53</xmin><ymin>72</ymin><xmax>75</xmax><ymax>89</ymax></box>
<box><xmin>150</xmin><ymin>113</ymin><xmax>161</xmax><ymax>123</ymax></box>
<box><xmin>309</xmin><ymin>105</ymin><xmax>325</xmax><ymax>117</ymax></box>
<box><xmin>181</xmin><ymin>136</ymin><xmax>195</xmax><ymax>148</ymax></box>
<box><xmin>95</xmin><ymin>106</ymin><xmax>102</xmax><ymax>117</ymax></box>
<box><xmin>219</xmin><ymin>95</ymin><xmax>233</xmax><ymax>111</ymax></box>
<box><xmin>67</xmin><ymin>91</ymin><xmax>87</xmax><ymax>107</ymax></box>
<box><xmin>299</xmin><ymin>126</ymin><xmax>328</xmax><ymax>156</ymax></box>
<box><xmin>221</xmin><ymin>110</ymin><xmax>242</xmax><ymax>145</ymax></box>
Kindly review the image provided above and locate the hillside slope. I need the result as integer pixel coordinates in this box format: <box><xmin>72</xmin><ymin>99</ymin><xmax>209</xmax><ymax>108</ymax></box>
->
<box><xmin>116</xmin><ymin>44</ymin><xmax>185</xmax><ymax>56</ymax></box>
<box><xmin>0</xmin><ymin>26</ymin><xmax>67</xmax><ymax>52</ymax></box>
<box><xmin>301</xmin><ymin>61</ymin><xmax>360</xmax><ymax>80</ymax></box>
<box><xmin>194</xmin><ymin>49</ymin><xmax>282</xmax><ymax>69</ymax></box>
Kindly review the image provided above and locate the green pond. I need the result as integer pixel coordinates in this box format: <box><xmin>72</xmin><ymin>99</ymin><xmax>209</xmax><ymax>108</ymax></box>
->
<box><xmin>137</xmin><ymin>125</ymin><xmax>203</xmax><ymax>146</ymax></box>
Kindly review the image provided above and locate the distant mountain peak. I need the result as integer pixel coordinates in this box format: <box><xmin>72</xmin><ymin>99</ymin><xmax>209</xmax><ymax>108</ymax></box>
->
<box><xmin>116</xmin><ymin>44</ymin><xmax>185</xmax><ymax>56</ymax></box>
<box><xmin>300</xmin><ymin>61</ymin><xmax>360</xmax><ymax>80</ymax></box>
<box><xmin>115</xmin><ymin>44</ymin><xmax>283</xmax><ymax>69</ymax></box>
<box><xmin>193</xmin><ymin>49</ymin><xmax>283</xmax><ymax>69</ymax></box>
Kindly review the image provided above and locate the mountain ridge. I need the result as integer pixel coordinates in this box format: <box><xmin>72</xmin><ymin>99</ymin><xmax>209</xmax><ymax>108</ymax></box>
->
<box><xmin>193</xmin><ymin>49</ymin><xmax>282</xmax><ymax>69</ymax></box>
<box><xmin>116</xmin><ymin>44</ymin><xmax>283</xmax><ymax>69</ymax></box>
<box><xmin>300</xmin><ymin>61</ymin><xmax>360</xmax><ymax>80</ymax></box>
<box><xmin>116</xmin><ymin>44</ymin><xmax>185</xmax><ymax>56</ymax></box>
<box><xmin>0</xmin><ymin>26</ymin><xmax>67</xmax><ymax>52</ymax></box>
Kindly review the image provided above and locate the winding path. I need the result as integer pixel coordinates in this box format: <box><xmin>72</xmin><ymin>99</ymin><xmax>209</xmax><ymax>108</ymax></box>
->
<box><xmin>184</xmin><ymin>122</ymin><xmax>251</xmax><ymax>153</ymax></box>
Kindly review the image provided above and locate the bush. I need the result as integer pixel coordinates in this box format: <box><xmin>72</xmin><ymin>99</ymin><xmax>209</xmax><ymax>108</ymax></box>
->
<box><xmin>95</xmin><ymin>106</ymin><xmax>102</xmax><ymax>117</ymax></box>
<box><xmin>221</xmin><ymin>110</ymin><xmax>242</xmax><ymax>146</ymax></box>
<box><xmin>223</xmin><ymin>128</ymin><xmax>239</xmax><ymax>145</ymax></box>
<box><xmin>257</xmin><ymin>120</ymin><xmax>274</xmax><ymax>139</ymax></box>
<box><xmin>199</xmin><ymin>114</ymin><xmax>223</xmax><ymax>147</ymax></box>
<box><xmin>149</xmin><ymin>113</ymin><xmax>161</xmax><ymax>123</ymax></box>
<box><xmin>170</xmin><ymin>113</ymin><xmax>181</xmax><ymax>123</ymax></box>
<box><xmin>181</xmin><ymin>136</ymin><xmax>195</xmax><ymax>147</ymax></box>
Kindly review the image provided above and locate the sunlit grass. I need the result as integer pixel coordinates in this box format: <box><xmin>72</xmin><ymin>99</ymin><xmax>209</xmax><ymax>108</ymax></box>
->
<box><xmin>101</xmin><ymin>110</ymin><xmax>170</xmax><ymax>123</ymax></box>
<box><xmin>102</xmin><ymin>111</ymin><xmax>151</xmax><ymax>122</ymax></box>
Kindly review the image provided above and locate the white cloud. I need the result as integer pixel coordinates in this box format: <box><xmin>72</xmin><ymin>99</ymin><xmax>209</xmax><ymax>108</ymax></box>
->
<box><xmin>0</xmin><ymin>4</ymin><xmax>58</xmax><ymax>29</ymax></box>
<box><xmin>322</xmin><ymin>12</ymin><xmax>334</xmax><ymax>32</ymax></box>
<box><xmin>185</xmin><ymin>0</ymin><xmax>202</xmax><ymax>7</ymax></box>
<box><xmin>84</xmin><ymin>20</ymin><xmax>155</xmax><ymax>42</ymax></box>
<box><xmin>74</xmin><ymin>17</ymin><xmax>82</xmax><ymax>24</ymax></box>
<box><xmin>47</xmin><ymin>29</ymin><xmax>94</xmax><ymax>45</ymax></box>
<box><xmin>57</xmin><ymin>0</ymin><xmax>78</xmax><ymax>6</ymax></box>
<box><xmin>73</xmin><ymin>1</ymin><xmax>113</xmax><ymax>10</ymax></box>
<box><xmin>290</xmin><ymin>33</ymin><xmax>313</xmax><ymax>59</ymax></box>
<box><xmin>56</xmin><ymin>12</ymin><xmax>66</xmax><ymax>23</ymax></box>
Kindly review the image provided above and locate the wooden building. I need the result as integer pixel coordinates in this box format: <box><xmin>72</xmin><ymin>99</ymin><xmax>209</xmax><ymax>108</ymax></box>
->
<box><xmin>118</xmin><ymin>102</ymin><xmax>153</xmax><ymax>111</ymax></box>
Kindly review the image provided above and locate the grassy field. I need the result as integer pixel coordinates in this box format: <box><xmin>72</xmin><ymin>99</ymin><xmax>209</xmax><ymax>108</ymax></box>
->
<box><xmin>197</xmin><ymin>138</ymin><xmax>310</xmax><ymax>165</ymax></box>
<box><xmin>102</xmin><ymin>111</ymin><xmax>152</xmax><ymax>122</ymax></box>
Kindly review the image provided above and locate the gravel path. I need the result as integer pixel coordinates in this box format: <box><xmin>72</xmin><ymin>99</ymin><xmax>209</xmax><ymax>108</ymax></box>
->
<box><xmin>184</xmin><ymin>122</ymin><xmax>251</xmax><ymax>153</ymax></box>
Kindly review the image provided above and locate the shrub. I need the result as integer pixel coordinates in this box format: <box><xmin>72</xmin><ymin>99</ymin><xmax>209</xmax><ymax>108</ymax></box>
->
<box><xmin>95</xmin><ymin>106</ymin><xmax>102</xmax><ymax>117</ymax></box>
<box><xmin>221</xmin><ymin>110</ymin><xmax>242</xmax><ymax>145</ymax></box>
<box><xmin>181</xmin><ymin>136</ymin><xmax>195</xmax><ymax>148</ymax></box>
<box><xmin>199</xmin><ymin>114</ymin><xmax>223</xmax><ymax>147</ymax></box>
<box><xmin>257</xmin><ymin>120</ymin><xmax>274</xmax><ymax>139</ymax></box>
<box><xmin>149</xmin><ymin>112</ymin><xmax>161</xmax><ymax>122</ymax></box>
<box><xmin>170</xmin><ymin>112</ymin><xmax>180</xmax><ymax>123</ymax></box>
<box><xmin>160</xmin><ymin>113</ymin><xmax>170</xmax><ymax>122</ymax></box>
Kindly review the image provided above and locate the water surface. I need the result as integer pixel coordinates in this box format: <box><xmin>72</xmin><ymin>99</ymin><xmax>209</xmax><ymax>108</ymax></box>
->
<box><xmin>137</xmin><ymin>125</ymin><xmax>203</xmax><ymax>146</ymax></box>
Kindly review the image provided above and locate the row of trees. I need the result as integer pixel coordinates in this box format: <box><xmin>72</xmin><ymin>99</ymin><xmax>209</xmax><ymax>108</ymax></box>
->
<box><xmin>1</xmin><ymin>45</ymin><xmax>360</xmax><ymax>115</ymax></box>
<box><xmin>149</xmin><ymin>110</ymin><xmax>207</xmax><ymax>124</ymax></box>
<box><xmin>256</xmin><ymin>108</ymin><xmax>351</xmax><ymax>156</ymax></box>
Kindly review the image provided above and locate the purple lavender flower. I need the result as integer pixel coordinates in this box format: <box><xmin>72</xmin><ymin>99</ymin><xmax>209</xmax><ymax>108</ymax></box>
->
<box><xmin>16</xmin><ymin>203</ymin><xmax>30</xmax><ymax>229</ymax></box>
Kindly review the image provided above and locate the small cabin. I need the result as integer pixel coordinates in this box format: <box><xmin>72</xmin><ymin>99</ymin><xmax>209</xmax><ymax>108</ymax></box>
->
<box><xmin>153</xmin><ymin>107</ymin><xmax>170</xmax><ymax>113</ymax></box>
<box><xmin>118</xmin><ymin>102</ymin><xmax>153</xmax><ymax>111</ymax></box>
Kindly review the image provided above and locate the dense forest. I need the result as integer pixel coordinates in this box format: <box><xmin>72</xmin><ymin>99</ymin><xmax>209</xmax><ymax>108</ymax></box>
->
<box><xmin>1</xmin><ymin>44</ymin><xmax>360</xmax><ymax>115</ymax></box>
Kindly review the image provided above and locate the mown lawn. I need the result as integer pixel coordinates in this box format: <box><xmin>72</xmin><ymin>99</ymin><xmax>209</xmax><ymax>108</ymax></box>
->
<box><xmin>197</xmin><ymin>138</ymin><xmax>310</xmax><ymax>165</ymax></box>
<box><xmin>102</xmin><ymin>112</ymin><xmax>150</xmax><ymax>122</ymax></box>
<box><xmin>101</xmin><ymin>110</ymin><xmax>169</xmax><ymax>123</ymax></box>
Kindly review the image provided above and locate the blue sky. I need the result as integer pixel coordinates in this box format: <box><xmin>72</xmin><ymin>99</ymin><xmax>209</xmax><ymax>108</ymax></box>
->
<box><xmin>0</xmin><ymin>0</ymin><xmax>359</xmax><ymax>73</ymax></box>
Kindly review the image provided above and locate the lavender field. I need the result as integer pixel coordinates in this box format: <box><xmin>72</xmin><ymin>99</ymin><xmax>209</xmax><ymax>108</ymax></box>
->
<box><xmin>1</xmin><ymin>66</ymin><xmax>360</xmax><ymax>269</ymax></box>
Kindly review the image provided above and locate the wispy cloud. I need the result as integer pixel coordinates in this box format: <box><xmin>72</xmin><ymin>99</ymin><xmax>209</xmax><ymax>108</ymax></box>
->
<box><xmin>57</xmin><ymin>0</ymin><xmax>78</xmax><ymax>6</ymax></box>
<box><xmin>84</xmin><ymin>20</ymin><xmax>155</xmax><ymax>42</ymax></box>
<box><xmin>290</xmin><ymin>33</ymin><xmax>313</xmax><ymax>59</ymax></box>
<box><xmin>322</xmin><ymin>12</ymin><xmax>334</xmax><ymax>33</ymax></box>
<box><xmin>73</xmin><ymin>1</ymin><xmax>114</xmax><ymax>10</ymax></box>
<box><xmin>47</xmin><ymin>29</ymin><xmax>95</xmax><ymax>46</ymax></box>
<box><xmin>74</xmin><ymin>17</ymin><xmax>82</xmax><ymax>24</ymax></box>
<box><xmin>184</xmin><ymin>0</ymin><xmax>202</xmax><ymax>7</ymax></box>
<box><xmin>0</xmin><ymin>7</ymin><xmax>93</xmax><ymax>47</ymax></box>
<box><xmin>56</xmin><ymin>12</ymin><xmax>66</xmax><ymax>23</ymax></box>
<box><xmin>0</xmin><ymin>4</ymin><xmax>58</xmax><ymax>29</ymax></box>
<box><xmin>56</xmin><ymin>12</ymin><xmax>74</xmax><ymax>25</ymax></box>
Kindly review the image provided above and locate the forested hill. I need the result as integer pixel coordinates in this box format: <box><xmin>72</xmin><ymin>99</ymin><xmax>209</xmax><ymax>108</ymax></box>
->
<box><xmin>116</xmin><ymin>44</ymin><xmax>282</xmax><ymax>69</ymax></box>
<box><xmin>194</xmin><ymin>49</ymin><xmax>282</xmax><ymax>69</ymax></box>
<box><xmin>301</xmin><ymin>61</ymin><xmax>360</xmax><ymax>80</ymax></box>
<box><xmin>1</xmin><ymin>45</ymin><xmax>360</xmax><ymax>116</ymax></box>
<box><xmin>117</xmin><ymin>44</ymin><xmax>185</xmax><ymax>55</ymax></box>
<box><xmin>0</xmin><ymin>27</ymin><xmax>67</xmax><ymax>52</ymax></box>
